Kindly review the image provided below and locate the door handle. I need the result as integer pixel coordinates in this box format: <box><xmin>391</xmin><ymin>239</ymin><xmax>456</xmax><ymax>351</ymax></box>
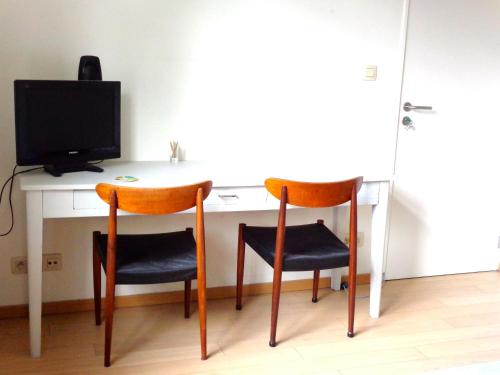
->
<box><xmin>403</xmin><ymin>102</ymin><xmax>433</xmax><ymax>112</ymax></box>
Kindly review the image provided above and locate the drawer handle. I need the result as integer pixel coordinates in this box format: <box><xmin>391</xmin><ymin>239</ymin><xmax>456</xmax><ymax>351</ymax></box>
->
<box><xmin>218</xmin><ymin>194</ymin><xmax>239</xmax><ymax>199</ymax></box>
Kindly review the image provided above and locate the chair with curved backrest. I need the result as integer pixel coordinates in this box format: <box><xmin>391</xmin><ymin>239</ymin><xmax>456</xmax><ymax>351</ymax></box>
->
<box><xmin>235</xmin><ymin>176</ymin><xmax>363</xmax><ymax>346</ymax></box>
<box><xmin>92</xmin><ymin>180</ymin><xmax>212</xmax><ymax>366</ymax></box>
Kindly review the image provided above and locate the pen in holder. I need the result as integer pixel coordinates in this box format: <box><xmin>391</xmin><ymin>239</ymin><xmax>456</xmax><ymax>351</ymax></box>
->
<box><xmin>170</xmin><ymin>141</ymin><xmax>179</xmax><ymax>163</ymax></box>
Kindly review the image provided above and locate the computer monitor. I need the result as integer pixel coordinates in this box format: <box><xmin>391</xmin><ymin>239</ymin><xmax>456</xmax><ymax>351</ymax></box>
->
<box><xmin>14</xmin><ymin>80</ymin><xmax>120</xmax><ymax>176</ymax></box>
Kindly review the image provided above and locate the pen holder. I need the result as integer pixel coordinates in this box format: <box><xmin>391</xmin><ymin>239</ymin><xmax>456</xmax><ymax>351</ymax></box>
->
<box><xmin>170</xmin><ymin>140</ymin><xmax>179</xmax><ymax>163</ymax></box>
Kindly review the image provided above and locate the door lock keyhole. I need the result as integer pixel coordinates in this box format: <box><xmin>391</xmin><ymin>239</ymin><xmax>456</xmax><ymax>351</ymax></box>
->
<box><xmin>402</xmin><ymin>116</ymin><xmax>414</xmax><ymax>129</ymax></box>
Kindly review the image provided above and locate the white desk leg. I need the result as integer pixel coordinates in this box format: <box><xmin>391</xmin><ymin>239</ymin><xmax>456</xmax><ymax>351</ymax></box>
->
<box><xmin>331</xmin><ymin>206</ymin><xmax>342</xmax><ymax>290</ymax></box>
<box><xmin>26</xmin><ymin>191</ymin><xmax>43</xmax><ymax>357</ymax></box>
<box><xmin>331</xmin><ymin>269</ymin><xmax>342</xmax><ymax>290</ymax></box>
<box><xmin>369</xmin><ymin>182</ymin><xmax>390</xmax><ymax>319</ymax></box>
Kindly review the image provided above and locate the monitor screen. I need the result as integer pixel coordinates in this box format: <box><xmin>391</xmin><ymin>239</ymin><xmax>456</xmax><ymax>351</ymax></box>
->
<box><xmin>14</xmin><ymin>80</ymin><xmax>120</xmax><ymax>166</ymax></box>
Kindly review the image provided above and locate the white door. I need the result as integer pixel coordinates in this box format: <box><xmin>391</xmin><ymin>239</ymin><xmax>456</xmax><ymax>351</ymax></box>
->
<box><xmin>386</xmin><ymin>0</ymin><xmax>500</xmax><ymax>279</ymax></box>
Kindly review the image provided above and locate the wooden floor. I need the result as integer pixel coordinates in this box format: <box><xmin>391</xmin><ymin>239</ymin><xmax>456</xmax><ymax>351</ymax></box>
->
<box><xmin>2</xmin><ymin>272</ymin><xmax>500</xmax><ymax>374</ymax></box>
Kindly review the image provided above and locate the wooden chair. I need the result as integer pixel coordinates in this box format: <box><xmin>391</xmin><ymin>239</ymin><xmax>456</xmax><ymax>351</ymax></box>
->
<box><xmin>93</xmin><ymin>181</ymin><xmax>212</xmax><ymax>366</ymax></box>
<box><xmin>236</xmin><ymin>177</ymin><xmax>363</xmax><ymax>346</ymax></box>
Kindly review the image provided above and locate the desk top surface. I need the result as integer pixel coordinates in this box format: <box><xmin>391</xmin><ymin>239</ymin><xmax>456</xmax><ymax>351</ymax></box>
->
<box><xmin>20</xmin><ymin>161</ymin><xmax>391</xmax><ymax>191</ymax></box>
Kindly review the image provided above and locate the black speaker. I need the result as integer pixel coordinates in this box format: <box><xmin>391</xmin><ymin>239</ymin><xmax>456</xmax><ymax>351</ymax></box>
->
<box><xmin>78</xmin><ymin>55</ymin><xmax>102</xmax><ymax>80</ymax></box>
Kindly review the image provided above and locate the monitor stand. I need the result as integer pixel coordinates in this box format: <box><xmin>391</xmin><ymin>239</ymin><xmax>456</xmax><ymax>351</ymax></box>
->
<box><xmin>44</xmin><ymin>163</ymin><xmax>104</xmax><ymax>177</ymax></box>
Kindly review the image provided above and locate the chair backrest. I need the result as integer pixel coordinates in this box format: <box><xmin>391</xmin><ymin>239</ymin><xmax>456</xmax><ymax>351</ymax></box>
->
<box><xmin>265</xmin><ymin>177</ymin><xmax>363</xmax><ymax>208</ymax></box>
<box><xmin>96</xmin><ymin>181</ymin><xmax>213</xmax><ymax>215</ymax></box>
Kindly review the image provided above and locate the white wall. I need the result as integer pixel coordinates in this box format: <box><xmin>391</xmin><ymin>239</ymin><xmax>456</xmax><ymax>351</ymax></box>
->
<box><xmin>0</xmin><ymin>0</ymin><xmax>404</xmax><ymax>306</ymax></box>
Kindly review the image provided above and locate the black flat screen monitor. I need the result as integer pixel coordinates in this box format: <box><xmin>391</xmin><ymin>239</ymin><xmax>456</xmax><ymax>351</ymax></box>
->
<box><xmin>14</xmin><ymin>80</ymin><xmax>120</xmax><ymax>176</ymax></box>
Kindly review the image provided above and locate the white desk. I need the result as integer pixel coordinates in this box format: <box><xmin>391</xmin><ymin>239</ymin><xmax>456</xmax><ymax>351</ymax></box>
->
<box><xmin>20</xmin><ymin>161</ymin><xmax>390</xmax><ymax>358</ymax></box>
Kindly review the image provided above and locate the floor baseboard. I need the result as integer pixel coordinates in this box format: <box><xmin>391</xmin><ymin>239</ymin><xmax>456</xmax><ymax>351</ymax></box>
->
<box><xmin>0</xmin><ymin>273</ymin><xmax>370</xmax><ymax>320</ymax></box>
<box><xmin>341</xmin><ymin>273</ymin><xmax>371</xmax><ymax>286</ymax></box>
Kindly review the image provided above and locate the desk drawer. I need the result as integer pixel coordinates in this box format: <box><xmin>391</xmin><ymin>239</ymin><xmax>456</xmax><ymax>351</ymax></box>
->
<box><xmin>71</xmin><ymin>188</ymin><xmax>275</xmax><ymax>213</ymax></box>
<box><xmin>43</xmin><ymin>187</ymin><xmax>275</xmax><ymax>218</ymax></box>
<box><xmin>71</xmin><ymin>188</ymin><xmax>272</xmax><ymax>211</ymax></box>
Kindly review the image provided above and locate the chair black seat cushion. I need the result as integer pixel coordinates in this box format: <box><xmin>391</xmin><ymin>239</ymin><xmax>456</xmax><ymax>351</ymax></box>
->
<box><xmin>243</xmin><ymin>223</ymin><xmax>349</xmax><ymax>272</ymax></box>
<box><xmin>95</xmin><ymin>230</ymin><xmax>197</xmax><ymax>285</ymax></box>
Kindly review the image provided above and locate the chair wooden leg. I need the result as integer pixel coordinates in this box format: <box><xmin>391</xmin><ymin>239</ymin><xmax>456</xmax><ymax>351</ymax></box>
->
<box><xmin>236</xmin><ymin>223</ymin><xmax>246</xmax><ymax>310</ymax></box>
<box><xmin>104</xmin><ymin>273</ymin><xmax>116</xmax><ymax>366</ymax></box>
<box><xmin>197</xmin><ymin>281</ymin><xmax>207</xmax><ymax>360</ymax></box>
<box><xmin>92</xmin><ymin>232</ymin><xmax>102</xmax><ymax>326</ymax></box>
<box><xmin>184</xmin><ymin>279</ymin><xmax>191</xmax><ymax>319</ymax></box>
<box><xmin>312</xmin><ymin>270</ymin><xmax>320</xmax><ymax>303</ymax></box>
<box><xmin>269</xmin><ymin>186</ymin><xmax>287</xmax><ymax>347</ymax></box>
<box><xmin>269</xmin><ymin>268</ymin><xmax>283</xmax><ymax>347</ymax></box>
<box><xmin>195</xmin><ymin>190</ymin><xmax>208</xmax><ymax>360</ymax></box>
<box><xmin>347</xmin><ymin>265</ymin><xmax>356</xmax><ymax>338</ymax></box>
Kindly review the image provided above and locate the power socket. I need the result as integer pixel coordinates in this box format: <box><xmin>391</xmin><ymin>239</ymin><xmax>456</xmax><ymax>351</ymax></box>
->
<box><xmin>11</xmin><ymin>254</ymin><xmax>63</xmax><ymax>274</ymax></box>
<box><xmin>11</xmin><ymin>256</ymin><xmax>28</xmax><ymax>274</ymax></box>
<box><xmin>43</xmin><ymin>253</ymin><xmax>62</xmax><ymax>271</ymax></box>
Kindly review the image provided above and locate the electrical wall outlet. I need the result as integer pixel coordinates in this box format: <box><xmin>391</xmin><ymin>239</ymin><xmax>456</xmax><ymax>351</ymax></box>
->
<box><xmin>43</xmin><ymin>253</ymin><xmax>62</xmax><ymax>271</ymax></box>
<box><xmin>11</xmin><ymin>256</ymin><xmax>28</xmax><ymax>274</ymax></box>
<box><xmin>343</xmin><ymin>232</ymin><xmax>365</xmax><ymax>247</ymax></box>
<box><xmin>10</xmin><ymin>254</ymin><xmax>63</xmax><ymax>274</ymax></box>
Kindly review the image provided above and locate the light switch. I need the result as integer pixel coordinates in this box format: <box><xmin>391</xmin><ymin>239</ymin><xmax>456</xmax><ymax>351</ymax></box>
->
<box><xmin>363</xmin><ymin>65</ymin><xmax>377</xmax><ymax>81</ymax></box>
